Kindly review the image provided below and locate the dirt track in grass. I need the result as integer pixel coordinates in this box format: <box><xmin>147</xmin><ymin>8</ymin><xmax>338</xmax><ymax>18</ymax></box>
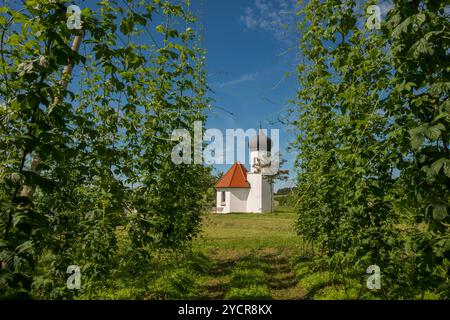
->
<box><xmin>193</xmin><ymin>209</ymin><xmax>307</xmax><ymax>300</ymax></box>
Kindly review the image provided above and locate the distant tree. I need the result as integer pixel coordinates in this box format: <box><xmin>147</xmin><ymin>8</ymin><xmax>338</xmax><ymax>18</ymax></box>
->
<box><xmin>263</xmin><ymin>157</ymin><xmax>289</xmax><ymax>186</ymax></box>
<box><xmin>275</xmin><ymin>187</ymin><xmax>294</xmax><ymax>196</ymax></box>
<box><xmin>206</xmin><ymin>169</ymin><xmax>223</xmax><ymax>207</ymax></box>
<box><xmin>262</xmin><ymin>157</ymin><xmax>289</xmax><ymax>212</ymax></box>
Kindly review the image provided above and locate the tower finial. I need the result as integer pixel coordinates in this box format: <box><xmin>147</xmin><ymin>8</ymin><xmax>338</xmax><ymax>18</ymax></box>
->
<box><xmin>259</xmin><ymin>121</ymin><xmax>262</xmax><ymax>130</ymax></box>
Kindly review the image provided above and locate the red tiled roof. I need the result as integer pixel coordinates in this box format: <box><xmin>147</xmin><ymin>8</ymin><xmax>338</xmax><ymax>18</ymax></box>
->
<box><xmin>214</xmin><ymin>162</ymin><xmax>250</xmax><ymax>188</ymax></box>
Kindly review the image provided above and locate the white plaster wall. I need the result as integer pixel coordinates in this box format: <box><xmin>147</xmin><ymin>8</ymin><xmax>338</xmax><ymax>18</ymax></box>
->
<box><xmin>216</xmin><ymin>176</ymin><xmax>272</xmax><ymax>213</ymax></box>
<box><xmin>216</xmin><ymin>188</ymin><xmax>249</xmax><ymax>213</ymax></box>
<box><xmin>250</xmin><ymin>150</ymin><xmax>259</xmax><ymax>173</ymax></box>
<box><xmin>225</xmin><ymin>190</ymin><xmax>231</xmax><ymax>213</ymax></box>
<box><xmin>246</xmin><ymin>173</ymin><xmax>262</xmax><ymax>213</ymax></box>
<box><xmin>228</xmin><ymin>188</ymin><xmax>249</xmax><ymax>212</ymax></box>
<box><xmin>216</xmin><ymin>189</ymin><xmax>230</xmax><ymax>213</ymax></box>
<box><xmin>261</xmin><ymin>177</ymin><xmax>273</xmax><ymax>213</ymax></box>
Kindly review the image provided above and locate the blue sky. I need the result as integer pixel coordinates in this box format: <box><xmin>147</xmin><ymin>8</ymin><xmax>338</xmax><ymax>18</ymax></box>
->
<box><xmin>4</xmin><ymin>0</ymin><xmax>300</xmax><ymax>190</ymax></box>
<box><xmin>192</xmin><ymin>0</ymin><xmax>300</xmax><ymax>190</ymax></box>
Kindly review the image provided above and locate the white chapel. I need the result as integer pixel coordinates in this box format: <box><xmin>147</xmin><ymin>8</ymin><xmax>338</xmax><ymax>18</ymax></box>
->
<box><xmin>214</xmin><ymin>129</ymin><xmax>274</xmax><ymax>213</ymax></box>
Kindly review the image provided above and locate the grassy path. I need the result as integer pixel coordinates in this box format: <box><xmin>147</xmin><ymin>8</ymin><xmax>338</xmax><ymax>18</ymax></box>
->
<box><xmin>193</xmin><ymin>210</ymin><xmax>306</xmax><ymax>300</ymax></box>
<box><xmin>80</xmin><ymin>208</ymin><xmax>370</xmax><ymax>300</ymax></box>
<box><xmin>79</xmin><ymin>208</ymin><xmax>377</xmax><ymax>300</ymax></box>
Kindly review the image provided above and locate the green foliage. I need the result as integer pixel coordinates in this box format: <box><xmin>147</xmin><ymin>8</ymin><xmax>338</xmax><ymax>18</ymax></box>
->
<box><xmin>297</xmin><ymin>272</ymin><xmax>332</xmax><ymax>295</ymax></box>
<box><xmin>384</xmin><ymin>0</ymin><xmax>450</xmax><ymax>299</ymax></box>
<box><xmin>77</xmin><ymin>288</ymin><xmax>145</xmax><ymax>300</ymax></box>
<box><xmin>293</xmin><ymin>0</ymin><xmax>449</xmax><ymax>299</ymax></box>
<box><xmin>224</xmin><ymin>285</ymin><xmax>272</xmax><ymax>300</ymax></box>
<box><xmin>293</xmin><ymin>262</ymin><xmax>313</xmax><ymax>280</ymax></box>
<box><xmin>183</xmin><ymin>251</ymin><xmax>213</xmax><ymax>275</ymax></box>
<box><xmin>274</xmin><ymin>194</ymin><xmax>294</xmax><ymax>207</ymax></box>
<box><xmin>148</xmin><ymin>269</ymin><xmax>200</xmax><ymax>300</ymax></box>
<box><xmin>0</xmin><ymin>0</ymin><xmax>210</xmax><ymax>298</ymax></box>
<box><xmin>313</xmin><ymin>286</ymin><xmax>360</xmax><ymax>300</ymax></box>
<box><xmin>275</xmin><ymin>187</ymin><xmax>293</xmax><ymax>196</ymax></box>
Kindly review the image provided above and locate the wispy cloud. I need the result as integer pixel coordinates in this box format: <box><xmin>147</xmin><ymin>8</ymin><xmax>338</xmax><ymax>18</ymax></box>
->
<box><xmin>218</xmin><ymin>72</ymin><xmax>258</xmax><ymax>88</ymax></box>
<box><xmin>240</xmin><ymin>0</ymin><xmax>297</xmax><ymax>43</ymax></box>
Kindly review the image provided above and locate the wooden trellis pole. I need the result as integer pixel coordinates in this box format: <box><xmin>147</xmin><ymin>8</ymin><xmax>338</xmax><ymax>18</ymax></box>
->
<box><xmin>20</xmin><ymin>30</ymin><xmax>84</xmax><ymax>199</ymax></box>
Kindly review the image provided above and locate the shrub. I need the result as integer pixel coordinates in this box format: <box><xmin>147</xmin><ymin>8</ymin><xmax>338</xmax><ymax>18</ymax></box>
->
<box><xmin>418</xmin><ymin>291</ymin><xmax>443</xmax><ymax>300</ymax></box>
<box><xmin>313</xmin><ymin>285</ymin><xmax>360</xmax><ymax>300</ymax></box>
<box><xmin>185</xmin><ymin>252</ymin><xmax>213</xmax><ymax>275</ymax></box>
<box><xmin>294</xmin><ymin>265</ymin><xmax>312</xmax><ymax>280</ymax></box>
<box><xmin>147</xmin><ymin>269</ymin><xmax>200</xmax><ymax>300</ymax></box>
<box><xmin>77</xmin><ymin>288</ymin><xmax>145</xmax><ymax>300</ymax></box>
<box><xmin>225</xmin><ymin>285</ymin><xmax>271</xmax><ymax>300</ymax></box>
<box><xmin>298</xmin><ymin>272</ymin><xmax>332</xmax><ymax>294</ymax></box>
<box><xmin>275</xmin><ymin>194</ymin><xmax>294</xmax><ymax>207</ymax></box>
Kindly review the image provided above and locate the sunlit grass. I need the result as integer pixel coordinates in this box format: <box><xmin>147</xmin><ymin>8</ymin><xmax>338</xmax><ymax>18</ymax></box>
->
<box><xmin>194</xmin><ymin>209</ymin><xmax>300</xmax><ymax>250</ymax></box>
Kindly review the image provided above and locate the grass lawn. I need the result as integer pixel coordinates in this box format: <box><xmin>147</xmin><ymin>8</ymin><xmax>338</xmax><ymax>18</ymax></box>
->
<box><xmin>191</xmin><ymin>207</ymin><xmax>307</xmax><ymax>299</ymax></box>
<box><xmin>195</xmin><ymin>208</ymin><xmax>299</xmax><ymax>250</ymax></box>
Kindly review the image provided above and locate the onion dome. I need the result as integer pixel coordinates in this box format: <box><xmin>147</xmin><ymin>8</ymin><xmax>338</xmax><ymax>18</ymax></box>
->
<box><xmin>249</xmin><ymin>128</ymin><xmax>272</xmax><ymax>152</ymax></box>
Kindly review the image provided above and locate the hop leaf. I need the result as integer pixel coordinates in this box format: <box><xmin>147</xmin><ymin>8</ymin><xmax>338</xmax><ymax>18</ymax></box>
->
<box><xmin>432</xmin><ymin>204</ymin><xmax>448</xmax><ymax>222</ymax></box>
